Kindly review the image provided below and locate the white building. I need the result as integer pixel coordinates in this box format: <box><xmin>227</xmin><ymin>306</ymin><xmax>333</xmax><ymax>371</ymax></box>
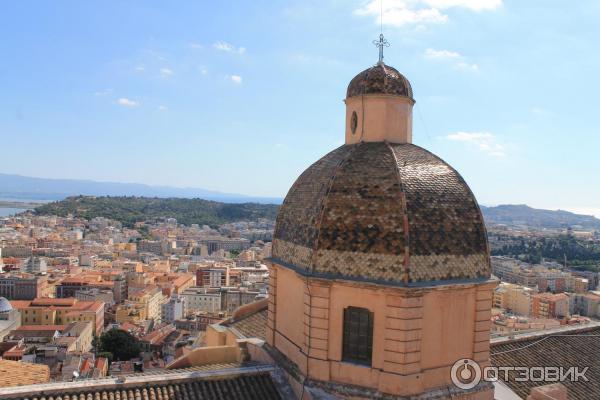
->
<box><xmin>21</xmin><ymin>257</ymin><xmax>47</xmax><ymax>274</ymax></box>
<box><xmin>181</xmin><ymin>287</ymin><xmax>221</xmax><ymax>314</ymax></box>
<box><xmin>161</xmin><ymin>295</ymin><xmax>186</xmax><ymax>323</ymax></box>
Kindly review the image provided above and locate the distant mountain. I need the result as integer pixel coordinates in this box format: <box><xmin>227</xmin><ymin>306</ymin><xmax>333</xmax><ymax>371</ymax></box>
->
<box><xmin>0</xmin><ymin>173</ymin><xmax>282</xmax><ymax>204</ymax></box>
<box><xmin>481</xmin><ymin>204</ymin><xmax>600</xmax><ymax>230</ymax></box>
<box><xmin>34</xmin><ymin>196</ymin><xmax>279</xmax><ymax>227</ymax></box>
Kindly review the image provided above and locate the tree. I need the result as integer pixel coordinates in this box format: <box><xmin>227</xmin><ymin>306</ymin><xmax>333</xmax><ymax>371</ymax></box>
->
<box><xmin>98</xmin><ymin>329</ymin><xmax>141</xmax><ymax>361</ymax></box>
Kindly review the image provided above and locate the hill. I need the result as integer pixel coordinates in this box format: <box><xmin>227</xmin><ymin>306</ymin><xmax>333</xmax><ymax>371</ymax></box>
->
<box><xmin>481</xmin><ymin>204</ymin><xmax>600</xmax><ymax>230</ymax></box>
<box><xmin>34</xmin><ymin>196</ymin><xmax>279</xmax><ymax>227</ymax></box>
<box><xmin>0</xmin><ymin>173</ymin><xmax>282</xmax><ymax>204</ymax></box>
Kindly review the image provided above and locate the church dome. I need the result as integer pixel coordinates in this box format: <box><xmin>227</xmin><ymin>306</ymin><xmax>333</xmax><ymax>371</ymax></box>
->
<box><xmin>272</xmin><ymin>142</ymin><xmax>490</xmax><ymax>285</ymax></box>
<box><xmin>0</xmin><ymin>297</ymin><xmax>13</xmax><ymax>313</ymax></box>
<box><xmin>346</xmin><ymin>63</ymin><xmax>414</xmax><ymax>100</ymax></box>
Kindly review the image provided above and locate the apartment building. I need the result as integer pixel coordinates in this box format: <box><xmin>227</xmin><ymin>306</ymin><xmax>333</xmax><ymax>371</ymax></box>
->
<box><xmin>10</xmin><ymin>298</ymin><xmax>104</xmax><ymax>334</ymax></box>
<box><xmin>531</xmin><ymin>293</ymin><xmax>570</xmax><ymax>319</ymax></box>
<box><xmin>493</xmin><ymin>282</ymin><xmax>535</xmax><ymax>316</ymax></box>
<box><xmin>128</xmin><ymin>287</ymin><xmax>165</xmax><ymax>322</ymax></box>
<box><xmin>21</xmin><ymin>257</ymin><xmax>47</xmax><ymax>274</ymax></box>
<box><xmin>0</xmin><ymin>274</ymin><xmax>47</xmax><ymax>300</ymax></box>
<box><xmin>196</xmin><ymin>267</ymin><xmax>229</xmax><ymax>288</ymax></box>
<box><xmin>161</xmin><ymin>295</ymin><xmax>186</xmax><ymax>324</ymax></box>
<box><xmin>181</xmin><ymin>287</ymin><xmax>221</xmax><ymax>314</ymax></box>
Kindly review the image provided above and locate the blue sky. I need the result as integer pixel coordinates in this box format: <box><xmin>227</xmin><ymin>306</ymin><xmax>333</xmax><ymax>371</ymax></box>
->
<box><xmin>1</xmin><ymin>1</ymin><xmax>599</xmax><ymax>216</ymax></box>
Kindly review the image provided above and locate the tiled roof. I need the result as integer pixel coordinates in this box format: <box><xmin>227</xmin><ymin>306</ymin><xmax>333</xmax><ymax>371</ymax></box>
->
<box><xmin>0</xmin><ymin>359</ymin><xmax>50</xmax><ymax>388</ymax></box>
<box><xmin>0</xmin><ymin>365</ymin><xmax>281</xmax><ymax>400</ymax></box>
<box><xmin>225</xmin><ymin>308</ymin><xmax>268</xmax><ymax>340</ymax></box>
<box><xmin>490</xmin><ymin>325</ymin><xmax>600</xmax><ymax>400</ymax></box>
<box><xmin>346</xmin><ymin>63</ymin><xmax>413</xmax><ymax>100</ymax></box>
<box><xmin>272</xmin><ymin>142</ymin><xmax>490</xmax><ymax>285</ymax></box>
<box><xmin>13</xmin><ymin>325</ymin><xmax>66</xmax><ymax>331</ymax></box>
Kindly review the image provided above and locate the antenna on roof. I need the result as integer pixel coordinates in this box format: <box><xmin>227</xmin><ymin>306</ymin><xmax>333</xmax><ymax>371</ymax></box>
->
<box><xmin>373</xmin><ymin>0</ymin><xmax>390</xmax><ymax>65</ymax></box>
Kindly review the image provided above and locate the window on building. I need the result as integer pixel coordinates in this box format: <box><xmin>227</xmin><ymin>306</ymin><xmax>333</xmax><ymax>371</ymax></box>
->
<box><xmin>342</xmin><ymin>306</ymin><xmax>373</xmax><ymax>366</ymax></box>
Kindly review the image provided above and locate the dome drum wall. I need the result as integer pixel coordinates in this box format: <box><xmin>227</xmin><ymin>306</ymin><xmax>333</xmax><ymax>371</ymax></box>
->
<box><xmin>345</xmin><ymin>95</ymin><xmax>413</xmax><ymax>145</ymax></box>
<box><xmin>272</xmin><ymin>142</ymin><xmax>491</xmax><ymax>286</ymax></box>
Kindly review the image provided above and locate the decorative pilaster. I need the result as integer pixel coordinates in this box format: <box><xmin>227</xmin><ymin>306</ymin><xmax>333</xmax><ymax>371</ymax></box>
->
<box><xmin>303</xmin><ymin>281</ymin><xmax>331</xmax><ymax>362</ymax></box>
<box><xmin>383</xmin><ymin>293</ymin><xmax>424</xmax><ymax>375</ymax></box>
<box><xmin>472</xmin><ymin>283</ymin><xmax>495</xmax><ymax>367</ymax></box>
<box><xmin>266</xmin><ymin>263</ymin><xmax>277</xmax><ymax>346</ymax></box>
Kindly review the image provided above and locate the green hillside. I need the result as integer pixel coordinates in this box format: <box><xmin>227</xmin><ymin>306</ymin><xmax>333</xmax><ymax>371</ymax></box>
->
<box><xmin>34</xmin><ymin>196</ymin><xmax>279</xmax><ymax>227</ymax></box>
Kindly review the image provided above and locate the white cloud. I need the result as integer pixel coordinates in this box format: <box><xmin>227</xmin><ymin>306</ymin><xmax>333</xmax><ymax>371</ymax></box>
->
<box><xmin>230</xmin><ymin>75</ymin><xmax>243</xmax><ymax>84</ymax></box>
<box><xmin>160</xmin><ymin>68</ymin><xmax>174</xmax><ymax>77</ymax></box>
<box><xmin>531</xmin><ymin>106</ymin><xmax>551</xmax><ymax>116</ymax></box>
<box><xmin>116</xmin><ymin>98</ymin><xmax>139</xmax><ymax>108</ymax></box>
<box><xmin>446</xmin><ymin>131</ymin><xmax>505</xmax><ymax>157</ymax></box>
<box><xmin>355</xmin><ymin>1</ymin><xmax>446</xmax><ymax>26</ymax></box>
<box><xmin>189</xmin><ymin>42</ymin><xmax>203</xmax><ymax>49</ymax></box>
<box><xmin>213</xmin><ymin>41</ymin><xmax>246</xmax><ymax>55</ymax></box>
<box><xmin>424</xmin><ymin>48</ymin><xmax>461</xmax><ymax>59</ymax></box>
<box><xmin>157</xmin><ymin>105</ymin><xmax>168</xmax><ymax>112</ymax></box>
<box><xmin>425</xmin><ymin>0</ymin><xmax>502</xmax><ymax>11</ymax></box>
<box><xmin>425</xmin><ymin>48</ymin><xmax>479</xmax><ymax>72</ymax></box>
<box><xmin>355</xmin><ymin>0</ymin><xmax>502</xmax><ymax>27</ymax></box>
<box><xmin>94</xmin><ymin>88</ymin><xmax>113</xmax><ymax>96</ymax></box>
<box><xmin>199</xmin><ymin>67</ymin><xmax>208</xmax><ymax>75</ymax></box>
<box><xmin>135</xmin><ymin>65</ymin><xmax>145</xmax><ymax>72</ymax></box>
<box><xmin>456</xmin><ymin>61</ymin><xmax>479</xmax><ymax>71</ymax></box>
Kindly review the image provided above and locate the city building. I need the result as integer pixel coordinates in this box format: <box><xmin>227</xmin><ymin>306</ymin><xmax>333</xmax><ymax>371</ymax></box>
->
<box><xmin>493</xmin><ymin>282</ymin><xmax>535</xmax><ymax>316</ymax></box>
<box><xmin>198</xmin><ymin>238</ymin><xmax>250</xmax><ymax>254</ymax></box>
<box><xmin>128</xmin><ymin>287</ymin><xmax>165</xmax><ymax>322</ymax></box>
<box><xmin>181</xmin><ymin>287</ymin><xmax>222</xmax><ymax>314</ymax></box>
<box><xmin>196</xmin><ymin>266</ymin><xmax>230</xmax><ymax>288</ymax></box>
<box><xmin>10</xmin><ymin>298</ymin><xmax>104</xmax><ymax>334</ymax></box>
<box><xmin>0</xmin><ymin>274</ymin><xmax>47</xmax><ymax>300</ymax></box>
<box><xmin>0</xmin><ymin>246</ymin><xmax>33</xmax><ymax>258</ymax></box>
<box><xmin>161</xmin><ymin>294</ymin><xmax>186</xmax><ymax>323</ymax></box>
<box><xmin>491</xmin><ymin>256</ymin><xmax>538</xmax><ymax>288</ymax></box>
<box><xmin>569</xmin><ymin>292</ymin><xmax>600</xmax><ymax>317</ymax></box>
<box><xmin>531</xmin><ymin>292</ymin><xmax>570</xmax><ymax>319</ymax></box>
<box><xmin>20</xmin><ymin>257</ymin><xmax>47</xmax><ymax>274</ymax></box>
<box><xmin>74</xmin><ymin>287</ymin><xmax>114</xmax><ymax>305</ymax></box>
<box><xmin>137</xmin><ymin>240</ymin><xmax>168</xmax><ymax>255</ymax></box>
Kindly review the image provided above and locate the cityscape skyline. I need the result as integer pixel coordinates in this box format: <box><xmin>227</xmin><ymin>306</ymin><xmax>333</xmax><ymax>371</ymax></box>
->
<box><xmin>1</xmin><ymin>1</ymin><xmax>599</xmax><ymax>216</ymax></box>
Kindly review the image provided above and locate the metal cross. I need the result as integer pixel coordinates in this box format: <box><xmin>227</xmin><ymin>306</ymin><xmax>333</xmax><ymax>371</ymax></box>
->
<box><xmin>373</xmin><ymin>33</ymin><xmax>390</xmax><ymax>64</ymax></box>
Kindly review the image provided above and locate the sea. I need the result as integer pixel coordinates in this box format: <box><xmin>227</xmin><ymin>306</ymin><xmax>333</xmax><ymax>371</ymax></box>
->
<box><xmin>0</xmin><ymin>207</ymin><xmax>27</xmax><ymax>217</ymax></box>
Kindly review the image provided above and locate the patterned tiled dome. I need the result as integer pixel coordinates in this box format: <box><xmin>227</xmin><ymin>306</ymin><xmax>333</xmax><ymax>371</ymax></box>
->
<box><xmin>272</xmin><ymin>142</ymin><xmax>490</xmax><ymax>285</ymax></box>
<box><xmin>346</xmin><ymin>63</ymin><xmax>414</xmax><ymax>100</ymax></box>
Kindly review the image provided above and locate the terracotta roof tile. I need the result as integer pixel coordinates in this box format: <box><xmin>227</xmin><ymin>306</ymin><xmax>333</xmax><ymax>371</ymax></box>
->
<box><xmin>0</xmin><ymin>360</ymin><xmax>50</xmax><ymax>388</ymax></box>
<box><xmin>225</xmin><ymin>309</ymin><xmax>268</xmax><ymax>340</ymax></box>
<box><xmin>346</xmin><ymin>63</ymin><xmax>413</xmax><ymax>100</ymax></box>
<box><xmin>273</xmin><ymin>142</ymin><xmax>490</xmax><ymax>285</ymax></box>
<box><xmin>491</xmin><ymin>326</ymin><xmax>600</xmax><ymax>400</ymax></box>
<box><xmin>0</xmin><ymin>366</ymin><xmax>281</xmax><ymax>400</ymax></box>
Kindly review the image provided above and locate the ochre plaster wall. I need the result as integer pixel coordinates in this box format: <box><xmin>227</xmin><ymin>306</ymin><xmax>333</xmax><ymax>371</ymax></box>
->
<box><xmin>345</xmin><ymin>95</ymin><xmax>414</xmax><ymax>145</ymax></box>
<box><xmin>270</xmin><ymin>262</ymin><xmax>496</xmax><ymax>398</ymax></box>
